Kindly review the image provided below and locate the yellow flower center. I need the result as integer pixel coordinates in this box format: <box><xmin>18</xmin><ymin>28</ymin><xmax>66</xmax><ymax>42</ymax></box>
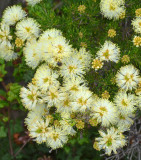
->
<box><xmin>57</xmin><ymin>45</ymin><xmax>63</xmax><ymax>53</ymax></box>
<box><xmin>70</xmin><ymin>85</ymin><xmax>79</xmax><ymax>91</ymax></box>
<box><xmin>27</xmin><ymin>94</ymin><xmax>34</xmax><ymax>101</ymax></box>
<box><xmin>0</xmin><ymin>34</ymin><xmax>4</xmax><ymax>39</ymax></box>
<box><xmin>25</xmin><ymin>27</ymin><xmax>31</xmax><ymax>32</ymax></box>
<box><xmin>43</xmin><ymin>77</ymin><xmax>49</xmax><ymax>83</ymax></box>
<box><xmin>124</xmin><ymin>75</ymin><xmax>130</xmax><ymax>81</ymax></box>
<box><xmin>68</xmin><ymin>65</ymin><xmax>76</xmax><ymax>73</ymax></box>
<box><xmin>52</xmin><ymin>133</ymin><xmax>59</xmax><ymax>141</ymax></box>
<box><xmin>32</xmin><ymin>53</ymin><xmax>37</xmax><ymax>57</ymax></box>
<box><xmin>106</xmin><ymin>137</ymin><xmax>113</xmax><ymax>146</ymax></box>
<box><xmin>109</xmin><ymin>4</ymin><xmax>116</xmax><ymax>11</ymax></box>
<box><xmin>119</xmin><ymin>114</ymin><xmax>125</xmax><ymax>120</ymax></box>
<box><xmin>124</xmin><ymin>74</ymin><xmax>133</xmax><ymax>82</ymax></box>
<box><xmin>36</xmin><ymin>127</ymin><xmax>48</xmax><ymax>134</ymax></box>
<box><xmin>36</xmin><ymin>128</ymin><xmax>42</xmax><ymax>133</ymax></box>
<box><xmin>50</xmin><ymin>92</ymin><xmax>57</xmax><ymax>99</ymax></box>
<box><xmin>64</xmin><ymin>99</ymin><xmax>70</xmax><ymax>107</ymax></box>
<box><xmin>103</xmin><ymin>49</ymin><xmax>110</xmax><ymax>59</ymax></box>
<box><xmin>78</xmin><ymin>97</ymin><xmax>87</xmax><ymax>105</ymax></box>
<box><xmin>99</xmin><ymin>106</ymin><xmax>107</xmax><ymax>116</ymax></box>
<box><xmin>139</xmin><ymin>22</ymin><xmax>141</xmax><ymax>27</ymax></box>
<box><xmin>121</xmin><ymin>99</ymin><xmax>128</xmax><ymax>106</ymax></box>
<box><xmin>100</xmin><ymin>106</ymin><xmax>107</xmax><ymax>112</ymax></box>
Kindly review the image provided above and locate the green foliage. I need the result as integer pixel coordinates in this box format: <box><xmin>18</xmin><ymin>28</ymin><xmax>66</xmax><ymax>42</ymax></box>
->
<box><xmin>7</xmin><ymin>83</ymin><xmax>21</xmax><ymax>103</ymax></box>
<box><xmin>0</xmin><ymin>126</ymin><xmax>7</xmax><ymax>138</ymax></box>
<box><xmin>0</xmin><ymin>59</ymin><xmax>7</xmax><ymax>82</ymax></box>
<box><xmin>0</xmin><ymin>89</ymin><xmax>8</xmax><ymax>108</ymax></box>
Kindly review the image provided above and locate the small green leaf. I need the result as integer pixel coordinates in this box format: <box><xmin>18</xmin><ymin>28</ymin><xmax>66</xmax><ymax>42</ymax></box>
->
<box><xmin>0</xmin><ymin>101</ymin><xmax>9</xmax><ymax>108</ymax></box>
<box><xmin>0</xmin><ymin>126</ymin><xmax>7</xmax><ymax>138</ymax></box>
<box><xmin>7</xmin><ymin>83</ymin><xmax>21</xmax><ymax>102</ymax></box>
<box><xmin>0</xmin><ymin>64</ymin><xmax>7</xmax><ymax>81</ymax></box>
<box><xmin>2</xmin><ymin>117</ymin><xmax>9</xmax><ymax>122</ymax></box>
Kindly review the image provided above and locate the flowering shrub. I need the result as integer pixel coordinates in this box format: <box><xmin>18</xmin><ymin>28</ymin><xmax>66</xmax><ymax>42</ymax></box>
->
<box><xmin>0</xmin><ymin>0</ymin><xmax>140</xmax><ymax>159</ymax></box>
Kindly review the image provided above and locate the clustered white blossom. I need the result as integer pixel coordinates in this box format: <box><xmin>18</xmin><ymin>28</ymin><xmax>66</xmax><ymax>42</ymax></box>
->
<box><xmin>26</xmin><ymin>0</ymin><xmax>43</xmax><ymax>6</ymax></box>
<box><xmin>132</xmin><ymin>10</ymin><xmax>141</xmax><ymax>47</ymax></box>
<box><xmin>0</xmin><ymin>4</ymin><xmax>141</xmax><ymax>156</ymax></box>
<box><xmin>100</xmin><ymin>0</ymin><xmax>126</xmax><ymax>20</ymax></box>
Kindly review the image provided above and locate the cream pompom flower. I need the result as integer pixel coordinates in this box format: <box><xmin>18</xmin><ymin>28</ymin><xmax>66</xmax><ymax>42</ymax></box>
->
<box><xmin>70</xmin><ymin>87</ymin><xmax>93</xmax><ymax>112</ymax></box>
<box><xmin>56</xmin><ymin>92</ymin><xmax>73</xmax><ymax>114</ymax></box>
<box><xmin>60</xmin><ymin>56</ymin><xmax>85</xmax><ymax>78</ymax></box>
<box><xmin>16</xmin><ymin>18</ymin><xmax>40</xmax><ymax>41</ymax></box>
<box><xmin>0</xmin><ymin>42</ymin><xmax>17</xmax><ymax>61</ymax></box>
<box><xmin>34</xmin><ymin>64</ymin><xmax>59</xmax><ymax>92</ymax></box>
<box><xmin>40</xmin><ymin>35</ymin><xmax>73</xmax><ymax>67</ymax></box>
<box><xmin>91</xmin><ymin>99</ymin><xmax>117</xmax><ymax>127</ymax></box>
<box><xmin>96</xmin><ymin>41</ymin><xmax>120</xmax><ymax>63</ymax></box>
<box><xmin>0</xmin><ymin>23</ymin><xmax>12</xmax><ymax>45</ymax></box>
<box><xmin>23</xmin><ymin>39</ymin><xmax>42</xmax><ymax>69</ymax></box>
<box><xmin>60</xmin><ymin>119</ymin><xmax>76</xmax><ymax>136</ymax></box>
<box><xmin>25</xmin><ymin>104</ymin><xmax>47</xmax><ymax>126</ymax></box>
<box><xmin>51</xmin><ymin>36</ymin><xmax>72</xmax><ymax>59</ymax></box>
<box><xmin>115</xmin><ymin>64</ymin><xmax>140</xmax><ymax>91</ymax></box>
<box><xmin>43</xmin><ymin>36</ymin><xmax>73</xmax><ymax>62</ymax></box>
<box><xmin>26</xmin><ymin>0</ymin><xmax>42</xmax><ymax>6</ymax></box>
<box><xmin>2</xmin><ymin>5</ymin><xmax>26</xmax><ymax>26</ymax></box>
<box><xmin>132</xmin><ymin>17</ymin><xmax>141</xmax><ymax>34</ymax></box>
<box><xmin>76</xmin><ymin>47</ymin><xmax>92</xmax><ymax>70</ymax></box>
<box><xmin>100</xmin><ymin>0</ymin><xmax>125</xmax><ymax>20</ymax></box>
<box><xmin>94</xmin><ymin>127</ymin><xmax>126</xmax><ymax>155</ymax></box>
<box><xmin>20</xmin><ymin>83</ymin><xmax>40</xmax><ymax>110</ymax></box>
<box><xmin>116</xmin><ymin>112</ymin><xmax>134</xmax><ymax>132</ymax></box>
<box><xmin>39</xmin><ymin>28</ymin><xmax>63</xmax><ymax>42</ymax></box>
<box><xmin>114</xmin><ymin>91</ymin><xmax>137</xmax><ymax>115</ymax></box>
<box><xmin>28</xmin><ymin>119</ymin><xmax>52</xmax><ymax>144</ymax></box>
<box><xmin>42</xmin><ymin>86</ymin><xmax>63</xmax><ymax>106</ymax></box>
<box><xmin>63</xmin><ymin>76</ymin><xmax>86</xmax><ymax>93</ymax></box>
<box><xmin>46</xmin><ymin>127</ymin><xmax>68</xmax><ymax>149</ymax></box>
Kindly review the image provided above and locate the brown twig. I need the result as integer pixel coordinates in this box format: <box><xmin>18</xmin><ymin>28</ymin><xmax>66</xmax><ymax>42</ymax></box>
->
<box><xmin>53</xmin><ymin>1</ymin><xmax>63</xmax><ymax>10</ymax></box>
<box><xmin>14</xmin><ymin>138</ymin><xmax>31</xmax><ymax>158</ymax></box>
<box><xmin>1</xmin><ymin>81</ymin><xmax>8</xmax><ymax>92</ymax></box>
<box><xmin>7</xmin><ymin>106</ymin><xmax>14</xmax><ymax>157</ymax></box>
<box><xmin>1</xmin><ymin>81</ymin><xmax>15</xmax><ymax>158</ymax></box>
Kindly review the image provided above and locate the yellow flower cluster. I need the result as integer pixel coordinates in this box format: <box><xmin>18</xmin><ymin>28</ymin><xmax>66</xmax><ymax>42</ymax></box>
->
<box><xmin>132</xmin><ymin>9</ymin><xmax>141</xmax><ymax>47</ymax></box>
<box><xmin>92</xmin><ymin>58</ymin><xmax>103</xmax><ymax>70</ymax></box>
<box><xmin>108</xmin><ymin>29</ymin><xmax>116</xmax><ymax>38</ymax></box>
<box><xmin>121</xmin><ymin>55</ymin><xmax>130</xmax><ymax>64</ymax></box>
<box><xmin>135</xmin><ymin>8</ymin><xmax>141</xmax><ymax>17</ymax></box>
<box><xmin>101</xmin><ymin>90</ymin><xmax>110</xmax><ymax>99</ymax></box>
<box><xmin>78</xmin><ymin>5</ymin><xmax>86</xmax><ymax>13</ymax></box>
<box><xmin>133</xmin><ymin>36</ymin><xmax>141</xmax><ymax>47</ymax></box>
<box><xmin>15</xmin><ymin>38</ymin><xmax>24</xmax><ymax>48</ymax></box>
